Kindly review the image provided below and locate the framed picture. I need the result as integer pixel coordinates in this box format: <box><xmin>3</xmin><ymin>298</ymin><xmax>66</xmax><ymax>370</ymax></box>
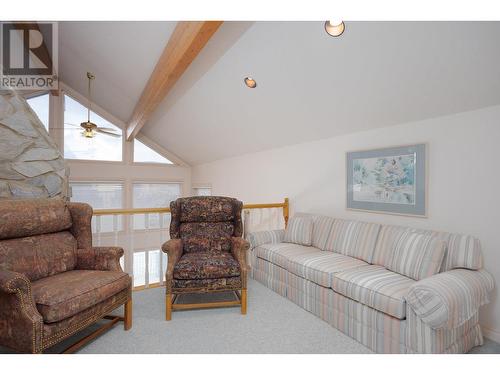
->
<box><xmin>346</xmin><ymin>144</ymin><xmax>426</xmax><ymax>217</ymax></box>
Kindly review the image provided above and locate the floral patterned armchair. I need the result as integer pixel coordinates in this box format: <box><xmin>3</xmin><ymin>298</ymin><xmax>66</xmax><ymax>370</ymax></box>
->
<box><xmin>161</xmin><ymin>196</ymin><xmax>249</xmax><ymax>320</ymax></box>
<box><xmin>0</xmin><ymin>199</ymin><xmax>132</xmax><ymax>353</ymax></box>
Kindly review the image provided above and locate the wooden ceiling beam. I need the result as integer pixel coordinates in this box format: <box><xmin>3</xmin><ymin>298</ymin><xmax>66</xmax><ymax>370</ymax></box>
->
<box><xmin>126</xmin><ymin>21</ymin><xmax>223</xmax><ymax>141</ymax></box>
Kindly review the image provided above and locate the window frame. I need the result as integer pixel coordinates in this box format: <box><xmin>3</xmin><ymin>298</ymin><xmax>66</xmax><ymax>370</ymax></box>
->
<box><xmin>24</xmin><ymin>91</ymin><xmax>50</xmax><ymax>131</ymax></box>
<box><xmin>69</xmin><ymin>179</ymin><xmax>127</xmax><ymax>234</ymax></box>
<box><xmin>61</xmin><ymin>87</ymin><xmax>126</xmax><ymax>164</ymax></box>
<box><xmin>192</xmin><ymin>184</ymin><xmax>212</xmax><ymax>196</ymax></box>
<box><xmin>130</xmin><ymin>179</ymin><xmax>184</xmax><ymax>233</ymax></box>
<box><xmin>131</xmin><ymin>137</ymin><xmax>178</xmax><ymax>167</ymax></box>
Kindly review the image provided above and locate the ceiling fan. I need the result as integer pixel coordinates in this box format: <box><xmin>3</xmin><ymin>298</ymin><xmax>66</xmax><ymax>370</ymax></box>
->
<box><xmin>63</xmin><ymin>72</ymin><xmax>121</xmax><ymax>138</ymax></box>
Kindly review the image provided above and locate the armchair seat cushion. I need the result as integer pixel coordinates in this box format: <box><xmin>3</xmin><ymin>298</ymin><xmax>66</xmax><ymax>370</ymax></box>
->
<box><xmin>331</xmin><ymin>265</ymin><xmax>415</xmax><ymax>319</ymax></box>
<box><xmin>173</xmin><ymin>252</ymin><xmax>240</xmax><ymax>280</ymax></box>
<box><xmin>32</xmin><ymin>270</ymin><xmax>130</xmax><ymax>323</ymax></box>
<box><xmin>173</xmin><ymin>276</ymin><xmax>241</xmax><ymax>291</ymax></box>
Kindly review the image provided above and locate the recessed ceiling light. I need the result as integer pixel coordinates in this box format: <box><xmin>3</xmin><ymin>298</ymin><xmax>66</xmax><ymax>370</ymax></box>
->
<box><xmin>244</xmin><ymin>77</ymin><xmax>257</xmax><ymax>88</ymax></box>
<box><xmin>325</xmin><ymin>20</ymin><xmax>345</xmax><ymax>37</ymax></box>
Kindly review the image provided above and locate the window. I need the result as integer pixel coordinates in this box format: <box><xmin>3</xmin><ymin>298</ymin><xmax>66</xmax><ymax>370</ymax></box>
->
<box><xmin>193</xmin><ymin>187</ymin><xmax>212</xmax><ymax>196</ymax></box>
<box><xmin>133</xmin><ymin>139</ymin><xmax>173</xmax><ymax>164</ymax></box>
<box><xmin>70</xmin><ymin>182</ymin><xmax>124</xmax><ymax>232</ymax></box>
<box><xmin>63</xmin><ymin>94</ymin><xmax>123</xmax><ymax>161</ymax></box>
<box><xmin>26</xmin><ymin>93</ymin><xmax>49</xmax><ymax>130</ymax></box>
<box><xmin>133</xmin><ymin>249</ymin><xmax>167</xmax><ymax>287</ymax></box>
<box><xmin>132</xmin><ymin>183</ymin><xmax>181</xmax><ymax>230</ymax></box>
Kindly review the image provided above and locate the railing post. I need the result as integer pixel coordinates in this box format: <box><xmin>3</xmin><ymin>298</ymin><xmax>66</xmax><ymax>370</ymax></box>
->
<box><xmin>283</xmin><ymin>197</ymin><xmax>289</xmax><ymax>228</ymax></box>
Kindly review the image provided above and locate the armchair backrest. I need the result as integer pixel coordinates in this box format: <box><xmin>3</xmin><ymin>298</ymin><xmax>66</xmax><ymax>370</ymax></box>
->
<box><xmin>0</xmin><ymin>198</ymin><xmax>93</xmax><ymax>281</ymax></box>
<box><xmin>170</xmin><ymin>196</ymin><xmax>243</xmax><ymax>253</ymax></box>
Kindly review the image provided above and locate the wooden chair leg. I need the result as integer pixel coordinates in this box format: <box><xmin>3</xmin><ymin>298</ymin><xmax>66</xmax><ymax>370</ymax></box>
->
<box><xmin>241</xmin><ymin>289</ymin><xmax>247</xmax><ymax>315</ymax></box>
<box><xmin>124</xmin><ymin>298</ymin><xmax>132</xmax><ymax>330</ymax></box>
<box><xmin>166</xmin><ymin>293</ymin><xmax>172</xmax><ymax>321</ymax></box>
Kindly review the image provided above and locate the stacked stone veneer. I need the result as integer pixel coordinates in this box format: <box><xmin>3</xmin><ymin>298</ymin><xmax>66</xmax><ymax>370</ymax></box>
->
<box><xmin>0</xmin><ymin>90</ymin><xmax>69</xmax><ymax>199</ymax></box>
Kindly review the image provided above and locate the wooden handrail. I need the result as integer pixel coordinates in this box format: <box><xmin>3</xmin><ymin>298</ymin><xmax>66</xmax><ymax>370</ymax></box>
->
<box><xmin>93</xmin><ymin>198</ymin><xmax>289</xmax><ymax>227</ymax></box>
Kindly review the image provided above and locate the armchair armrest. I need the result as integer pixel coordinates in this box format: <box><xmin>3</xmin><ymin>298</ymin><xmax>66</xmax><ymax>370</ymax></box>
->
<box><xmin>76</xmin><ymin>246</ymin><xmax>124</xmax><ymax>271</ymax></box>
<box><xmin>247</xmin><ymin>229</ymin><xmax>285</xmax><ymax>250</ymax></box>
<box><xmin>406</xmin><ymin>268</ymin><xmax>495</xmax><ymax>330</ymax></box>
<box><xmin>232</xmin><ymin>237</ymin><xmax>250</xmax><ymax>289</ymax></box>
<box><xmin>231</xmin><ymin>237</ymin><xmax>250</xmax><ymax>267</ymax></box>
<box><xmin>0</xmin><ymin>269</ymin><xmax>43</xmax><ymax>353</ymax></box>
<box><xmin>0</xmin><ymin>269</ymin><xmax>31</xmax><ymax>295</ymax></box>
<box><xmin>161</xmin><ymin>239</ymin><xmax>183</xmax><ymax>294</ymax></box>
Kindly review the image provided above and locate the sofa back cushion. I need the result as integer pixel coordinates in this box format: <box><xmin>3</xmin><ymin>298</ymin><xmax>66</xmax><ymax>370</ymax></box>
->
<box><xmin>0</xmin><ymin>231</ymin><xmax>77</xmax><ymax>281</ymax></box>
<box><xmin>439</xmin><ymin>233</ymin><xmax>483</xmax><ymax>272</ymax></box>
<box><xmin>0</xmin><ymin>198</ymin><xmax>73</xmax><ymax>240</ymax></box>
<box><xmin>323</xmin><ymin>219</ymin><xmax>381</xmax><ymax>263</ymax></box>
<box><xmin>386</xmin><ymin>231</ymin><xmax>446</xmax><ymax>280</ymax></box>
<box><xmin>372</xmin><ymin>225</ymin><xmax>483</xmax><ymax>272</ymax></box>
<box><xmin>283</xmin><ymin>216</ymin><xmax>313</xmax><ymax>246</ymax></box>
<box><xmin>311</xmin><ymin>216</ymin><xmax>336</xmax><ymax>249</ymax></box>
<box><xmin>179</xmin><ymin>222</ymin><xmax>234</xmax><ymax>253</ymax></box>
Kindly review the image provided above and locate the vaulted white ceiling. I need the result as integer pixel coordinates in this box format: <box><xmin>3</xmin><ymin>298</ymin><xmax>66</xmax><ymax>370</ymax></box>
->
<box><xmin>59</xmin><ymin>21</ymin><xmax>500</xmax><ymax>166</ymax></box>
<box><xmin>59</xmin><ymin>21</ymin><xmax>176</xmax><ymax>121</ymax></box>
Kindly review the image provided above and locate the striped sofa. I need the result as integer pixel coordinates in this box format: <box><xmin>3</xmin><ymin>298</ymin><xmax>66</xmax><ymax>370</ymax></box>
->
<box><xmin>248</xmin><ymin>215</ymin><xmax>495</xmax><ymax>353</ymax></box>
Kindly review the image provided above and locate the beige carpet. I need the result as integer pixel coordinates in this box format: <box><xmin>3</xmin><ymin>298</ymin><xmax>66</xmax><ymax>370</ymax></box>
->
<box><xmin>1</xmin><ymin>279</ymin><xmax>499</xmax><ymax>354</ymax></box>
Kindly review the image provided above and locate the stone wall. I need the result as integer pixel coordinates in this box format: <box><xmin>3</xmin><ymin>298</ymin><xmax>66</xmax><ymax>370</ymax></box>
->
<box><xmin>0</xmin><ymin>90</ymin><xmax>69</xmax><ymax>200</ymax></box>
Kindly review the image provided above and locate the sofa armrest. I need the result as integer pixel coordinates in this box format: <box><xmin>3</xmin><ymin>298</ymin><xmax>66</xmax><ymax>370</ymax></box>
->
<box><xmin>0</xmin><ymin>269</ymin><xmax>43</xmax><ymax>353</ymax></box>
<box><xmin>247</xmin><ymin>229</ymin><xmax>285</xmax><ymax>250</ymax></box>
<box><xmin>76</xmin><ymin>246</ymin><xmax>124</xmax><ymax>271</ymax></box>
<box><xmin>406</xmin><ymin>268</ymin><xmax>495</xmax><ymax>330</ymax></box>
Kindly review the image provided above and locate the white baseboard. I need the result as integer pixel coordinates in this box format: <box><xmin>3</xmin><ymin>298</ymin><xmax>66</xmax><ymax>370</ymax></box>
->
<box><xmin>482</xmin><ymin>326</ymin><xmax>500</xmax><ymax>343</ymax></box>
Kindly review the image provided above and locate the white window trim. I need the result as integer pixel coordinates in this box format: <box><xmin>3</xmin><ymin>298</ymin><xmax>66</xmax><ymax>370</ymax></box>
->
<box><xmin>60</xmin><ymin>82</ymin><xmax>126</xmax><ymax>164</ymax></box>
<box><xmin>69</xmin><ymin>179</ymin><xmax>127</xmax><ymax>234</ymax></box>
<box><xmin>133</xmin><ymin>133</ymin><xmax>189</xmax><ymax>167</ymax></box>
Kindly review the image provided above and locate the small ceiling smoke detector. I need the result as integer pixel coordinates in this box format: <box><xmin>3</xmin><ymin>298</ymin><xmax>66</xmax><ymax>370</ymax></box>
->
<box><xmin>325</xmin><ymin>20</ymin><xmax>345</xmax><ymax>37</ymax></box>
<box><xmin>244</xmin><ymin>77</ymin><xmax>257</xmax><ymax>88</ymax></box>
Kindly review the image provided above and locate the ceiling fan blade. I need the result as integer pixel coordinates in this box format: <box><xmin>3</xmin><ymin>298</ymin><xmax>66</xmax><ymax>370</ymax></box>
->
<box><xmin>96</xmin><ymin>129</ymin><xmax>121</xmax><ymax>138</ymax></box>
<box><xmin>63</xmin><ymin>123</ymin><xmax>81</xmax><ymax>128</ymax></box>
<box><xmin>96</xmin><ymin>127</ymin><xmax>118</xmax><ymax>132</ymax></box>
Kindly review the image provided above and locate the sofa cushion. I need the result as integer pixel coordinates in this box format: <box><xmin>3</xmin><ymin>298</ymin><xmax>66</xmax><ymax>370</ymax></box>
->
<box><xmin>331</xmin><ymin>265</ymin><xmax>415</xmax><ymax>319</ymax></box>
<box><xmin>283</xmin><ymin>216</ymin><xmax>313</xmax><ymax>246</ymax></box>
<box><xmin>372</xmin><ymin>225</ymin><xmax>483</xmax><ymax>272</ymax></box>
<box><xmin>311</xmin><ymin>216</ymin><xmax>336</xmax><ymax>249</ymax></box>
<box><xmin>255</xmin><ymin>242</ymin><xmax>318</xmax><ymax>269</ymax></box>
<box><xmin>0</xmin><ymin>198</ymin><xmax>72</xmax><ymax>240</ymax></box>
<box><xmin>0</xmin><ymin>231</ymin><xmax>77</xmax><ymax>281</ymax></box>
<box><xmin>323</xmin><ymin>219</ymin><xmax>380</xmax><ymax>262</ymax></box>
<box><xmin>439</xmin><ymin>233</ymin><xmax>483</xmax><ymax>272</ymax></box>
<box><xmin>32</xmin><ymin>270</ymin><xmax>131</xmax><ymax>323</ymax></box>
<box><xmin>173</xmin><ymin>252</ymin><xmax>240</xmax><ymax>279</ymax></box>
<box><xmin>386</xmin><ymin>231</ymin><xmax>446</xmax><ymax>280</ymax></box>
<box><xmin>287</xmin><ymin>251</ymin><xmax>369</xmax><ymax>288</ymax></box>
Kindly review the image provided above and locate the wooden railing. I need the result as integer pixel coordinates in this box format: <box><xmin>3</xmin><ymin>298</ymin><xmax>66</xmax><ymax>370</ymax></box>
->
<box><xmin>93</xmin><ymin>197</ymin><xmax>289</xmax><ymax>226</ymax></box>
<box><xmin>91</xmin><ymin>198</ymin><xmax>289</xmax><ymax>291</ymax></box>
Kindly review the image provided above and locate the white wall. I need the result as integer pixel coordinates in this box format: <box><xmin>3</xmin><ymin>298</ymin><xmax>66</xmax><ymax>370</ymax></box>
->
<box><xmin>193</xmin><ymin>104</ymin><xmax>500</xmax><ymax>341</ymax></box>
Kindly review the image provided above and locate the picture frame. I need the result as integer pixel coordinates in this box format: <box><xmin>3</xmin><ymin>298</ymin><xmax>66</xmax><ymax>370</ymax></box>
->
<box><xmin>346</xmin><ymin>144</ymin><xmax>427</xmax><ymax>217</ymax></box>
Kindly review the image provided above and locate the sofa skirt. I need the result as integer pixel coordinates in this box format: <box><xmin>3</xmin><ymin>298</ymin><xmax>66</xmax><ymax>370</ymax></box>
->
<box><xmin>251</xmin><ymin>254</ymin><xmax>484</xmax><ymax>354</ymax></box>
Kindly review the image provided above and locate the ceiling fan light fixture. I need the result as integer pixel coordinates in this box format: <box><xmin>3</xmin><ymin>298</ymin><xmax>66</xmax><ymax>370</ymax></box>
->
<box><xmin>82</xmin><ymin>128</ymin><xmax>95</xmax><ymax>138</ymax></box>
<box><xmin>244</xmin><ymin>77</ymin><xmax>257</xmax><ymax>88</ymax></box>
<box><xmin>325</xmin><ymin>20</ymin><xmax>345</xmax><ymax>37</ymax></box>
